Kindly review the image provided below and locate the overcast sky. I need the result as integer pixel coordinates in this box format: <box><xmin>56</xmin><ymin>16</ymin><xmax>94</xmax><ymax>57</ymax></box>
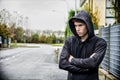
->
<box><xmin>0</xmin><ymin>0</ymin><xmax>80</xmax><ymax>31</ymax></box>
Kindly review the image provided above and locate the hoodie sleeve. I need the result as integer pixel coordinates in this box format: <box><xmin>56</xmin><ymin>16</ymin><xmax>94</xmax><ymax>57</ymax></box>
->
<box><xmin>70</xmin><ymin>39</ymin><xmax>107</xmax><ymax>69</ymax></box>
<box><xmin>59</xmin><ymin>37</ymin><xmax>89</xmax><ymax>73</ymax></box>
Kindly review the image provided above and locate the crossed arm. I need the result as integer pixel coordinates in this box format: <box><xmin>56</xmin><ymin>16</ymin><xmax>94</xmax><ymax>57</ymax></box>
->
<box><xmin>59</xmin><ymin>44</ymin><xmax>89</xmax><ymax>73</ymax></box>
<box><xmin>59</xmin><ymin>38</ymin><xmax>107</xmax><ymax>73</ymax></box>
<box><xmin>69</xmin><ymin>53</ymin><xmax>96</xmax><ymax>62</ymax></box>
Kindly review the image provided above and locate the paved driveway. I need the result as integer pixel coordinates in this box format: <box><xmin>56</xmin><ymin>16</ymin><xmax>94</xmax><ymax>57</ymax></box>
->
<box><xmin>0</xmin><ymin>44</ymin><xmax>67</xmax><ymax>80</ymax></box>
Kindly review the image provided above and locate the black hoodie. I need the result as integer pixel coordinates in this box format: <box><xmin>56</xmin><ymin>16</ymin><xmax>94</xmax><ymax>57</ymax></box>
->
<box><xmin>59</xmin><ymin>10</ymin><xmax>107</xmax><ymax>80</ymax></box>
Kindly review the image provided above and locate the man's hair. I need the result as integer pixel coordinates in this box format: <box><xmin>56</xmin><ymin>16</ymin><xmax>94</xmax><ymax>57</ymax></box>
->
<box><xmin>72</xmin><ymin>18</ymin><xmax>86</xmax><ymax>24</ymax></box>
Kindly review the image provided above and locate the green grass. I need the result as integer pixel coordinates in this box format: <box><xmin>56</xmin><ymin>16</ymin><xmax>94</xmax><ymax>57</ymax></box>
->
<box><xmin>52</xmin><ymin>43</ymin><xmax>64</xmax><ymax>47</ymax></box>
<box><xmin>10</xmin><ymin>43</ymin><xmax>18</xmax><ymax>48</ymax></box>
<box><xmin>10</xmin><ymin>43</ymin><xmax>39</xmax><ymax>48</ymax></box>
<box><xmin>11</xmin><ymin>43</ymin><xmax>64</xmax><ymax>48</ymax></box>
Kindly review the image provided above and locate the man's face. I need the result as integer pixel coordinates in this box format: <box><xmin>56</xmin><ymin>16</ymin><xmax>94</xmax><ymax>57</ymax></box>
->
<box><xmin>74</xmin><ymin>21</ymin><xmax>87</xmax><ymax>37</ymax></box>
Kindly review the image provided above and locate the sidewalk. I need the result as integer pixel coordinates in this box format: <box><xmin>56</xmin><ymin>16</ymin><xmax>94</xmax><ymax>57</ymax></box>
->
<box><xmin>99</xmin><ymin>68</ymin><xmax>118</xmax><ymax>80</ymax></box>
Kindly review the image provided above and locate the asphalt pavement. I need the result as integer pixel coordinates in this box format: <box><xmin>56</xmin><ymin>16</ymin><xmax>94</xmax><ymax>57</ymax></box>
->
<box><xmin>0</xmin><ymin>44</ymin><xmax>67</xmax><ymax>80</ymax></box>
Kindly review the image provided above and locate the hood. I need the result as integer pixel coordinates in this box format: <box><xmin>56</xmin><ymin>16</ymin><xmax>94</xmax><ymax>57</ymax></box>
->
<box><xmin>69</xmin><ymin>10</ymin><xmax>95</xmax><ymax>39</ymax></box>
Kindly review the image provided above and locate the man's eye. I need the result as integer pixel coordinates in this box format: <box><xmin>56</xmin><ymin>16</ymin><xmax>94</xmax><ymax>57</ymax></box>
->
<box><xmin>77</xmin><ymin>25</ymin><xmax>82</xmax><ymax>27</ymax></box>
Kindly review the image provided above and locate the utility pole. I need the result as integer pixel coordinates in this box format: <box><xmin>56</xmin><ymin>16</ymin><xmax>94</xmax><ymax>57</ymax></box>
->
<box><xmin>75</xmin><ymin>0</ymin><xmax>77</xmax><ymax>15</ymax></box>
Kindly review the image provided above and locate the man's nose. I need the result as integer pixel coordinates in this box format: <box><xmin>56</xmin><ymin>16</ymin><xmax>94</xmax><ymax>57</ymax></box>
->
<box><xmin>76</xmin><ymin>27</ymin><xmax>80</xmax><ymax>31</ymax></box>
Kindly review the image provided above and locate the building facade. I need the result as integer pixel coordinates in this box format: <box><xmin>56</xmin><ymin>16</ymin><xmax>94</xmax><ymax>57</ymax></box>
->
<box><xmin>80</xmin><ymin>0</ymin><xmax>119</xmax><ymax>27</ymax></box>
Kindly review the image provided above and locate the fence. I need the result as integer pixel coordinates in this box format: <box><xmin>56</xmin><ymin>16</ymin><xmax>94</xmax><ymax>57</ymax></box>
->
<box><xmin>101</xmin><ymin>24</ymin><xmax>120</xmax><ymax>79</ymax></box>
<box><xmin>0</xmin><ymin>36</ymin><xmax>11</xmax><ymax>48</ymax></box>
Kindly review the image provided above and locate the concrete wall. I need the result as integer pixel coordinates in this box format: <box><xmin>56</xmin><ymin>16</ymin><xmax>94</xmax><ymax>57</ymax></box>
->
<box><xmin>81</xmin><ymin>0</ymin><xmax>106</xmax><ymax>27</ymax></box>
<box><xmin>92</xmin><ymin>0</ymin><xmax>106</xmax><ymax>27</ymax></box>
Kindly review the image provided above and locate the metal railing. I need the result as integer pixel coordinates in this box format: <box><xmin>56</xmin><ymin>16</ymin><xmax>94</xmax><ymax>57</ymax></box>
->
<box><xmin>101</xmin><ymin>24</ymin><xmax>120</xmax><ymax>79</ymax></box>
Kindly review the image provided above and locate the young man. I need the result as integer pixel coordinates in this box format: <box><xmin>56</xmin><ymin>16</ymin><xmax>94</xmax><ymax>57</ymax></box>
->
<box><xmin>59</xmin><ymin>10</ymin><xmax>107</xmax><ymax>80</ymax></box>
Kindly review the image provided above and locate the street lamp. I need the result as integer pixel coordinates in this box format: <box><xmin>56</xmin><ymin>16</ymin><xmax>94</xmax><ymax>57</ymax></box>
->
<box><xmin>75</xmin><ymin>0</ymin><xmax>77</xmax><ymax>15</ymax></box>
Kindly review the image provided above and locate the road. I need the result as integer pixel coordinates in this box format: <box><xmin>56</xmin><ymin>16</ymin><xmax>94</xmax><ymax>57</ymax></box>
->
<box><xmin>0</xmin><ymin>44</ymin><xmax>67</xmax><ymax>80</ymax></box>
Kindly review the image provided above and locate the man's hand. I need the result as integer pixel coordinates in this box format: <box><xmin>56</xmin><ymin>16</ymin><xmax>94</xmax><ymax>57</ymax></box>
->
<box><xmin>69</xmin><ymin>55</ymin><xmax>73</xmax><ymax>62</ymax></box>
<box><xmin>90</xmin><ymin>53</ymin><xmax>96</xmax><ymax>58</ymax></box>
